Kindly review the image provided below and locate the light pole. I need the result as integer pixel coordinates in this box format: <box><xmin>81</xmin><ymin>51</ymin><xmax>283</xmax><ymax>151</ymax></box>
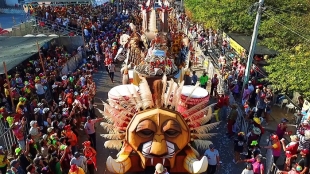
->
<box><xmin>243</xmin><ymin>0</ymin><xmax>265</xmax><ymax>88</ymax></box>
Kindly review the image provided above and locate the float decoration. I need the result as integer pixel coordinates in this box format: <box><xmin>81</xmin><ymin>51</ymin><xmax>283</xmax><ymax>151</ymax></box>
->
<box><xmin>98</xmin><ymin>76</ymin><xmax>219</xmax><ymax>174</ymax></box>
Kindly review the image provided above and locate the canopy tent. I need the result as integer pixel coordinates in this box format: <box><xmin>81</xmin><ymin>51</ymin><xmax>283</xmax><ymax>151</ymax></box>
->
<box><xmin>27</xmin><ymin>0</ymin><xmax>91</xmax><ymax>2</ymax></box>
<box><xmin>226</xmin><ymin>33</ymin><xmax>277</xmax><ymax>56</ymax></box>
<box><xmin>0</xmin><ymin>37</ymin><xmax>54</xmax><ymax>73</ymax></box>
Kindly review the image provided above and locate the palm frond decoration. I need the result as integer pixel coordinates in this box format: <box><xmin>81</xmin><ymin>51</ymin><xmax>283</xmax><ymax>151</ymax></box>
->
<box><xmin>189</xmin><ymin>112</ymin><xmax>214</xmax><ymax>127</ymax></box>
<box><xmin>185</xmin><ymin>106</ymin><xmax>210</xmax><ymax>122</ymax></box>
<box><xmin>100</xmin><ymin>122</ymin><xmax>120</xmax><ymax>133</ymax></box>
<box><xmin>107</xmin><ymin>99</ymin><xmax>126</xmax><ymax>110</ymax></box>
<box><xmin>97</xmin><ymin>108</ymin><xmax>114</xmax><ymax>124</ymax></box>
<box><xmin>191</xmin><ymin>133</ymin><xmax>217</xmax><ymax>140</ymax></box>
<box><xmin>188</xmin><ymin>144</ymin><xmax>200</xmax><ymax>158</ymax></box>
<box><xmin>101</xmin><ymin>133</ymin><xmax>125</xmax><ymax>140</ymax></box>
<box><xmin>165</xmin><ymin>79</ymin><xmax>174</xmax><ymax>106</ymax></box>
<box><xmin>182</xmin><ymin>101</ymin><xmax>207</xmax><ymax>116</ymax></box>
<box><xmin>193</xmin><ymin>140</ymin><xmax>213</xmax><ymax>150</ymax></box>
<box><xmin>104</xmin><ymin>140</ymin><xmax>123</xmax><ymax>150</ymax></box>
<box><xmin>169</xmin><ymin>82</ymin><xmax>178</xmax><ymax>108</ymax></box>
<box><xmin>194</xmin><ymin>122</ymin><xmax>221</xmax><ymax>134</ymax></box>
<box><xmin>130</xmin><ymin>84</ymin><xmax>142</xmax><ymax>111</ymax></box>
<box><xmin>161</xmin><ymin>74</ymin><xmax>167</xmax><ymax>107</ymax></box>
<box><xmin>139</xmin><ymin>76</ymin><xmax>154</xmax><ymax>109</ymax></box>
<box><xmin>184</xmin><ymin>82</ymin><xmax>200</xmax><ymax>104</ymax></box>
<box><xmin>174</xmin><ymin>81</ymin><xmax>184</xmax><ymax>111</ymax></box>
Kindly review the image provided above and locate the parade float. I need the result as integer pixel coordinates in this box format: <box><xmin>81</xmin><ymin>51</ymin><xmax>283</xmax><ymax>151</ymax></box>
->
<box><xmin>100</xmin><ymin>1</ymin><xmax>218</xmax><ymax>173</ymax></box>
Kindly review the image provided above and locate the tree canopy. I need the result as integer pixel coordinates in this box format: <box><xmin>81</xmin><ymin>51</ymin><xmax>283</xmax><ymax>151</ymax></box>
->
<box><xmin>184</xmin><ymin>0</ymin><xmax>310</xmax><ymax>97</ymax></box>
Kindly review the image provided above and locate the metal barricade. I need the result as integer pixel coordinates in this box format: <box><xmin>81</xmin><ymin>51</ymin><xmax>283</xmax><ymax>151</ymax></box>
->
<box><xmin>0</xmin><ymin>121</ymin><xmax>17</xmax><ymax>150</ymax></box>
<box><xmin>265</xmin><ymin>139</ymin><xmax>280</xmax><ymax>174</ymax></box>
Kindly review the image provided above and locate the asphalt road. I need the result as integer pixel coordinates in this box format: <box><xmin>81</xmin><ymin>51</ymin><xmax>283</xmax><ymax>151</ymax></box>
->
<box><xmin>88</xmin><ymin>63</ymin><xmax>252</xmax><ymax>174</ymax></box>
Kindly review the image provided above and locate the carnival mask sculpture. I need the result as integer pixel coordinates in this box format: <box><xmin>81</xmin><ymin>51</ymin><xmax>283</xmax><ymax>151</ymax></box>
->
<box><xmin>99</xmin><ymin>76</ymin><xmax>218</xmax><ymax>174</ymax></box>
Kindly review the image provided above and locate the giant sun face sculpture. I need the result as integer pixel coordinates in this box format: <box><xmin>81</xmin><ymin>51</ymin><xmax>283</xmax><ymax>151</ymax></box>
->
<box><xmin>127</xmin><ymin>108</ymin><xmax>190</xmax><ymax>168</ymax></box>
<box><xmin>100</xmin><ymin>76</ymin><xmax>219</xmax><ymax>174</ymax></box>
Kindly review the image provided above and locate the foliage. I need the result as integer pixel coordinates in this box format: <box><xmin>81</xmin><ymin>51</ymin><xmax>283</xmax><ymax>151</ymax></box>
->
<box><xmin>184</xmin><ymin>0</ymin><xmax>310</xmax><ymax>97</ymax></box>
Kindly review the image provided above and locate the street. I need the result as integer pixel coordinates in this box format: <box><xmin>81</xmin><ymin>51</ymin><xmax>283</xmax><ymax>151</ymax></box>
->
<box><xmin>89</xmin><ymin>64</ymin><xmax>249</xmax><ymax>174</ymax></box>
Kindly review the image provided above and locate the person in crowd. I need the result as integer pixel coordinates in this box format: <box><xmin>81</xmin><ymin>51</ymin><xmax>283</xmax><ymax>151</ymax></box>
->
<box><xmin>296</xmin><ymin>149</ymin><xmax>309</xmax><ymax>174</ymax></box>
<box><xmin>199</xmin><ymin>72</ymin><xmax>208</xmax><ymax>89</ymax></box>
<box><xmin>204</xmin><ymin>144</ymin><xmax>220</xmax><ymax>174</ymax></box>
<box><xmin>243</xmin><ymin>154</ymin><xmax>264</xmax><ymax>174</ymax></box>
<box><xmin>241</xmin><ymin>163</ymin><xmax>254</xmax><ymax>174</ymax></box>
<box><xmin>230</xmin><ymin>80</ymin><xmax>239</xmax><ymax>100</ymax></box>
<box><xmin>108</xmin><ymin>62</ymin><xmax>116</xmax><ymax>83</ymax></box>
<box><xmin>210</xmin><ymin>74</ymin><xmax>219</xmax><ymax>97</ymax></box>
<box><xmin>242</xmin><ymin>84</ymin><xmax>251</xmax><ymax>105</ymax></box>
<box><xmin>154</xmin><ymin>163</ymin><xmax>169</xmax><ymax>174</ymax></box>
<box><xmin>83</xmin><ymin>141</ymin><xmax>97</xmax><ymax>174</ymax></box>
<box><xmin>217</xmin><ymin>91</ymin><xmax>229</xmax><ymax>120</ymax></box>
<box><xmin>226</xmin><ymin>104</ymin><xmax>238</xmax><ymax>137</ymax></box>
<box><xmin>10</xmin><ymin>159</ymin><xmax>26</xmax><ymax>174</ymax></box>
<box><xmin>281</xmin><ymin>135</ymin><xmax>299</xmax><ymax>171</ymax></box>
<box><xmin>276</xmin><ymin>164</ymin><xmax>303</xmax><ymax>174</ymax></box>
<box><xmin>183</xmin><ymin>69</ymin><xmax>192</xmax><ymax>86</ymax></box>
<box><xmin>263</xmin><ymin>134</ymin><xmax>281</xmax><ymax>164</ymax></box>
<box><xmin>234</xmin><ymin>132</ymin><xmax>246</xmax><ymax>163</ymax></box>
<box><xmin>84</xmin><ymin>116</ymin><xmax>103</xmax><ymax>150</ymax></box>
<box><xmin>69</xmin><ymin>164</ymin><xmax>85</xmax><ymax>174</ymax></box>
<box><xmin>276</xmin><ymin>118</ymin><xmax>291</xmax><ymax>140</ymax></box>
<box><xmin>191</xmin><ymin>71</ymin><xmax>198</xmax><ymax>85</ymax></box>
<box><xmin>0</xmin><ymin>146</ymin><xmax>8</xmax><ymax>174</ymax></box>
<box><xmin>245</xmin><ymin>129</ymin><xmax>261</xmax><ymax>159</ymax></box>
<box><xmin>70</xmin><ymin>152</ymin><xmax>87</xmax><ymax>172</ymax></box>
<box><xmin>12</xmin><ymin>119</ymin><xmax>26</xmax><ymax>150</ymax></box>
<box><xmin>297</xmin><ymin>129</ymin><xmax>310</xmax><ymax>152</ymax></box>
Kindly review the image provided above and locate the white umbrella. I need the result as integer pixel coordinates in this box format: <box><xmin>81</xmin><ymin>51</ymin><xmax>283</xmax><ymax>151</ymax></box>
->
<box><xmin>36</xmin><ymin>34</ymin><xmax>47</xmax><ymax>37</ymax></box>
<box><xmin>49</xmin><ymin>34</ymin><xmax>59</xmax><ymax>37</ymax></box>
<box><xmin>24</xmin><ymin>34</ymin><xmax>35</xmax><ymax>37</ymax></box>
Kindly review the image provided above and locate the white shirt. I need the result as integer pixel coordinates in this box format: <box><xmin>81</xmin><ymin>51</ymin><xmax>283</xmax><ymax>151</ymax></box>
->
<box><xmin>84</xmin><ymin>120</ymin><xmax>96</xmax><ymax>134</ymax></box>
<box><xmin>241</xmin><ymin>169</ymin><xmax>254</xmax><ymax>174</ymax></box>
<box><xmin>203</xmin><ymin>149</ymin><xmax>219</xmax><ymax>165</ymax></box>
<box><xmin>70</xmin><ymin>156</ymin><xmax>87</xmax><ymax>172</ymax></box>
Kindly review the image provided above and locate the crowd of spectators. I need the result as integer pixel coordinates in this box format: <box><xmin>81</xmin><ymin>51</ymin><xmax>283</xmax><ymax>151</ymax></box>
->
<box><xmin>0</xmin><ymin>1</ymin><xmax>141</xmax><ymax>174</ymax></box>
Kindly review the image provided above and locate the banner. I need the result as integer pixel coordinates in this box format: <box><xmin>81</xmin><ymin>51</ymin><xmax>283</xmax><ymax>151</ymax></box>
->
<box><xmin>229</xmin><ymin>38</ymin><xmax>244</xmax><ymax>55</ymax></box>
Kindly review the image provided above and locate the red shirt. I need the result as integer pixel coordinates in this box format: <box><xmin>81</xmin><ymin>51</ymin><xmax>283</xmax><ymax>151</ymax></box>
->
<box><xmin>285</xmin><ymin>142</ymin><xmax>299</xmax><ymax>158</ymax></box>
<box><xmin>217</xmin><ymin>96</ymin><xmax>229</xmax><ymax>108</ymax></box>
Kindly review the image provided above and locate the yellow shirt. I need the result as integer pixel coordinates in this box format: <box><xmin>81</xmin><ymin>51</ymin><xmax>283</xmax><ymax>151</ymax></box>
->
<box><xmin>68</xmin><ymin>167</ymin><xmax>85</xmax><ymax>174</ymax></box>
<box><xmin>0</xmin><ymin>154</ymin><xmax>8</xmax><ymax>167</ymax></box>
<box><xmin>4</xmin><ymin>89</ymin><xmax>9</xmax><ymax>98</ymax></box>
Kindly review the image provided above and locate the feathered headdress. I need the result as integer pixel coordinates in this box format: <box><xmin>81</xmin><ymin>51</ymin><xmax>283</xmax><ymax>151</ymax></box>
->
<box><xmin>99</xmin><ymin>77</ymin><xmax>219</xmax><ymax>150</ymax></box>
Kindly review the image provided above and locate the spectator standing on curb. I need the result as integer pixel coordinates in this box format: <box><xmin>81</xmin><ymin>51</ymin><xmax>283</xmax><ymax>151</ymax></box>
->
<box><xmin>199</xmin><ymin>72</ymin><xmax>208</xmax><ymax>89</ymax></box>
<box><xmin>84</xmin><ymin>116</ymin><xmax>103</xmax><ymax>150</ymax></box>
<box><xmin>70</xmin><ymin>152</ymin><xmax>87</xmax><ymax>173</ymax></box>
<box><xmin>210</xmin><ymin>74</ymin><xmax>219</xmax><ymax>97</ymax></box>
<box><xmin>191</xmin><ymin>71</ymin><xmax>198</xmax><ymax>85</ymax></box>
<box><xmin>12</xmin><ymin>119</ymin><xmax>26</xmax><ymax>150</ymax></box>
<box><xmin>241</xmin><ymin>163</ymin><xmax>254</xmax><ymax>174</ymax></box>
<box><xmin>108</xmin><ymin>62</ymin><xmax>116</xmax><ymax>83</ymax></box>
<box><xmin>217</xmin><ymin>91</ymin><xmax>229</xmax><ymax>120</ymax></box>
<box><xmin>204</xmin><ymin>144</ymin><xmax>220</xmax><ymax>174</ymax></box>
<box><xmin>263</xmin><ymin>134</ymin><xmax>281</xmax><ymax>164</ymax></box>
<box><xmin>227</xmin><ymin>104</ymin><xmax>238</xmax><ymax>138</ymax></box>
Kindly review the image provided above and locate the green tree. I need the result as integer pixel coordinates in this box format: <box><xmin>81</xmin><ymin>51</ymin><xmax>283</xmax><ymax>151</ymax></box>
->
<box><xmin>184</xmin><ymin>0</ymin><xmax>310</xmax><ymax>97</ymax></box>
